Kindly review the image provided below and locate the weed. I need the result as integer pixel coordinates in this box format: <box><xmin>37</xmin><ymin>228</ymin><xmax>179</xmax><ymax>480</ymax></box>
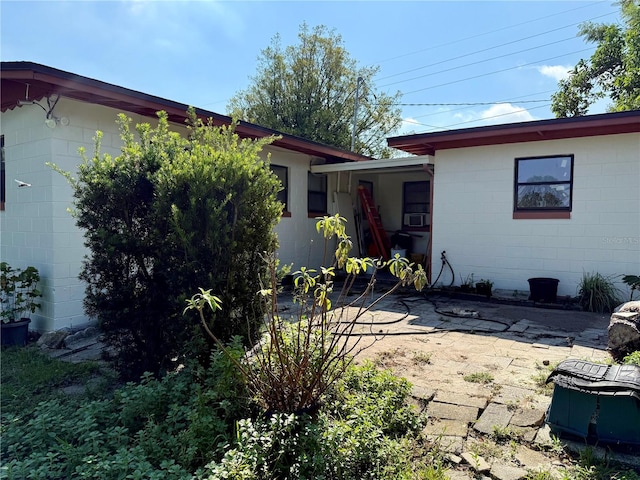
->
<box><xmin>412</xmin><ymin>351</ymin><xmax>432</xmax><ymax>365</ymax></box>
<box><xmin>468</xmin><ymin>437</ymin><xmax>503</xmax><ymax>461</ymax></box>
<box><xmin>526</xmin><ymin>469</ymin><xmax>556</xmax><ymax>480</ymax></box>
<box><xmin>463</xmin><ymin>371</ymin><xmax>494</xmax><ymax>384</ymax></box>
<box><xmin>623</xmin><ymin>350</ymin><xmax>640</xmax><ymax>366</ymax></box>
<box><xmin>532</xmin><ymin>361</ymin><xmax>557</xmax><ymax>395</ymax></box>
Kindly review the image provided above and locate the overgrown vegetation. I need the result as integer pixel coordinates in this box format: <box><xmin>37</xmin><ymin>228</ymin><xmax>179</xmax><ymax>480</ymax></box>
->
<box><xmin>0</xmin><ymin>346</ymin><xmax>103</xmax><ymax>416</ymax></box>
<box><xmin>185</xmin><ymin>214</ymin><xmax>427</xmax><ymax>414</ymax></box>
<box><xmin>1</xmin><ymin>346</ymin><xmax>430</xmax><ymax>480</ymax></box>
<box><xmin>577</xmin><ymin>272</ymin><xmax>622</xmax><ymax>313</ymax></box>
<box><xmin>52</xmin><ymin>110</ymin><xmax>282</xmax><ymax>379</ymax></box>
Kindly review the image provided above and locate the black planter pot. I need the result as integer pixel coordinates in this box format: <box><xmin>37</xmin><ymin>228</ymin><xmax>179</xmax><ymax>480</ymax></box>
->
<box><xmin>1</xmin><ymin>318</ymin><xmax>31</xmax><ymax>346</ymax></box>
<box><xmin>475</xmin><ymin>283</ymin><xmax>492</xmax><ymax>298</ymax></box>
<box><xmin>528</xmin><ymin>278</ymin><xmax>559</xmax><ymax>303</ymax></box>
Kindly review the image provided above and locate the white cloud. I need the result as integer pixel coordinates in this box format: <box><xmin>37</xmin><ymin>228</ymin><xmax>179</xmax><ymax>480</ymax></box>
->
<box><xmin>537</xmin><ymin>65</ymin><xmax>573</xmax><ymax>82</ymax></box>
<box><xmin>396</xmin><ymin>117</ymin><xmax>423</xmax><ymax>135</ymax></box>
<box><xmin>479</xmin><ymin>103</ymin><xmax>537</xmax><ymax>124</ymax></box>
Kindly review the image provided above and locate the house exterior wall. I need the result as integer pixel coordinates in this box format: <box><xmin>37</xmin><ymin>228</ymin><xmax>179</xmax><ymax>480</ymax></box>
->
<box><xmin>267</xmin><ymin>147</ymin><xmax>329</xmax><ymax>271</ymax></box>
<box><xmin>431</xmin><ymin>132</ymin><xmax>639</xmax><ymax>298</ymax></box>
<box><xmin>1</xmin><ymin>99</ymin><xmax>327</xmax><ymax>331</ymax></box>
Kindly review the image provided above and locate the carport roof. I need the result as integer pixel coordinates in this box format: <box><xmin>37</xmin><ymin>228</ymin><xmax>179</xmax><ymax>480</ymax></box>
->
<box><xmin>387</xmin><ymin>109</ymin><xmax>640</xmax><ymax>156</ymax></box>
<box><xmin>1</xmin><ymin>61</ymin><xmax>372</xmax><ymax>164</ymax></box>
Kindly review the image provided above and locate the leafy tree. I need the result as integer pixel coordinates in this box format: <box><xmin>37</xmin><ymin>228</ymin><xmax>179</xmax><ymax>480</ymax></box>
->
<box><xmin>64</xmin><ymin>110</ymin><xmax>282</xmax><ymax>379</ymax></box>
<box><xmin>551</xmin><ymin>0</ymin><xmax>640</xmax><ymax>117</ymax></box>
<box><xmin>228</xmin><ymin>23</ymin><xmax>403</xmax><ymax>158</ymax></box>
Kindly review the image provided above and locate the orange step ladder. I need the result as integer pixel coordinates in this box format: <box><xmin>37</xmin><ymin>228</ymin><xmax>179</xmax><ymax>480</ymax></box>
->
<box><xmin>357</xmin><ymin>185</ymin><xmax>391</xmax><ymax>260</ymax></box>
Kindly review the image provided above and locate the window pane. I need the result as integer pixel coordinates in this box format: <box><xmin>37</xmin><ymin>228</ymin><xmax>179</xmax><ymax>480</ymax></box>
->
<box><xmin>270</xmin><ymin>164</ymin><xmax>288</xmax><ymax>211</ymax></box>
<box><xmin>308</xmin><ymin>172</ymin><xmax>327</xmax><ymax>213</ymax></box>
<box><xmin>517</xmin><ymin>156</ymin><xmax>572</xmax><ymax>183</ymax></box>
<box><xmin>308</xmin><ymin>192</ymin><xmax>326</xmax><ymax>212</ymax></box>
<box><xmin>517</xmin><ymin>184</ymin><xmax>570</xmax><ymax>208</ymax></box>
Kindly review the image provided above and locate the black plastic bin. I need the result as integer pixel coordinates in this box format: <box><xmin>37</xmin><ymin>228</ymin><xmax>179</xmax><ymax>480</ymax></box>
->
<box><xmin>528</xmin><ymin>277</ymin><xmax>559</xmax><ymax>303</ymax></box>
<box><xmin>545</xmin><ymin>359</ymin><xmax>640</xmax><ymax>445</ymax></box>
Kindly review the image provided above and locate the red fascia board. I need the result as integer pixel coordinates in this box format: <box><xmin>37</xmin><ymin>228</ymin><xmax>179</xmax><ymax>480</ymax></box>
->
<box><xmin>388</xmin><ymin>112</ymin><xmax>640</xmax><ymax>155</ymax></box>
<box><xmin>2</xmin><ymin>63</ymin><xmax>370</xmax><ymax>163</ymax></box>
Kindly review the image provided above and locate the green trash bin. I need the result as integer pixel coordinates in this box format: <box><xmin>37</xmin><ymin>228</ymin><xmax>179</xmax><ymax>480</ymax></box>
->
<box><xmin>545</xmin><ymin>359</ymin><xmax>640</xmax><ymax>446</ymax></box>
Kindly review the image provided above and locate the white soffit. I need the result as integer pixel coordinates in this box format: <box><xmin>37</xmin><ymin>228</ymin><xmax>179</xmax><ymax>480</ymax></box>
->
<box><xmin>310</xmin><ymin>155</ymin><xmax>433</xmax><ymax>173</ymax></box>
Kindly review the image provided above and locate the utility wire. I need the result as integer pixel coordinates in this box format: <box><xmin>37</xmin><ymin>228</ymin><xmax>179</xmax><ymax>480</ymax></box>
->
<box><xmin>402</xmin><ymin>47</ymin><xmax>594</xmax><ymax>97</ymax></box>
<box><xmin>375</xmin><ymin>2</ymin><xmax>610</xmax><ymax>65</ymax></box>
<box><xmin>421</xmin><ymin>103</ymin><xmax>553</xmax><ymax>132</ymax></box>
<box><xmin>379</xmin><ymin>36</ymin><xmax>577</xmax><ymax>89</ymax></box>
<box><xmin>386</xmin><ymin>99</ymin><xmax>550</xmax><ymax>107</ymax></box>
<box><xmin>376</xmin><ymin>13</ymin><xmax>612</xmax><ymax>84</ymax></box>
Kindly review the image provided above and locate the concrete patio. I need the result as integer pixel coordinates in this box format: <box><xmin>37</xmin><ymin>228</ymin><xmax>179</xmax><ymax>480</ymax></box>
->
<box><xmin>47</xmin><ymin>288</ymin><xmax>640</xmax><ymax>478</ymax></box>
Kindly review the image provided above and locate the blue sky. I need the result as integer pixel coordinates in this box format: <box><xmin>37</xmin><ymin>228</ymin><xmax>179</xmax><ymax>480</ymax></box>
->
<box><xmin>1</xmin><ymin>1</ymin><xmax>621</xmax><ymax>136</ymax></box>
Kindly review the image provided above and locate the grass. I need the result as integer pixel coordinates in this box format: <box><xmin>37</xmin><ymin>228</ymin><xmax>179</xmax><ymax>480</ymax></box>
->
<box><xmin>463</xmin><ymin>371</ymin><xmax>494</xmax><ymax>384</ymax></box>
<box><xmin>1</xmin><ymin>345</ymin><xmax>106</xmax><ymax>416</ymax></box>
<box><xmin>532</xmin><ymin>361</ymin><xmax>558</xmax><ymax>395</ymax></box>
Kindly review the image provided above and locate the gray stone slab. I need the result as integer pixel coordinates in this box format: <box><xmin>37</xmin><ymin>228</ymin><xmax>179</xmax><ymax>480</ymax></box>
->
<box><xmin>533</xmin><ymin>424</ymin><xmax>554</xmax><ymax>447</ymax></box>
<box><xmin>427</xmin><ymin>401</ymin><xmax>480</xmax><ymax>423</ymax></box>
<box><xmin>412</xmin><ymin>385</ymin><xmax>436</xmax><ymax>402</ymax></box>
<box><xmin>507</xmin><ymin>321</ymin><xmax>531</xmax><ymax>333</ymax></box>
<box><xmin>461</xmin><ymin>452</ymin><xmax>491</xmax><ymax>473</ymax></box>
<box><xmin>515</xmin><ymin>445</ymin><xmax>549</xmax><ymax>469</ymax></box>
<box><xmin>492</xmin><ymin>385</ymin><xmax>536</xmax><ymax>405</ymax></box>
<box><xmin>473</xmin><ymin>403</ymin><xmax>513</xmax><ymax>435</ymax></box>
<box><xmin>510</xmin><ymin>408</ymin><xmax>545</xmax><ymax>428</ymax></box>
<box><xmin>447</xmin><ymin>470</ymin><xmax>476</xmax><ymax>480</ymax></box>
<box><xmin>435</xmin><ymin>391</ymin><xmax>489</xmax><ymax>409</ymax></box>
<box><xmin>490</xmin><ymin>463</ymin><xmax>528</xmax><ymax>480</ymax></box>
<box><xmin>429</xmin><ymin>435</ymin><xmax>465</xmax><ymax>454</ymax></box>
<box><xmin>510</xmin><ymin>426</ymin><xmax>537</xmax><ymax>442</ymax></box>
<box><xmin>423</xmin><ymin>419</ymin><xmax>469</xmax><ymax>437</ymax></box>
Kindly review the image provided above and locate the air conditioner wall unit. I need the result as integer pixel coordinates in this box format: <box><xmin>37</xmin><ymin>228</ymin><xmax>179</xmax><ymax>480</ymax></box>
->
<box><xmin>404</xmin><ymin>213</ymin><xmax>427</xmax><ymax>227</ymax></box>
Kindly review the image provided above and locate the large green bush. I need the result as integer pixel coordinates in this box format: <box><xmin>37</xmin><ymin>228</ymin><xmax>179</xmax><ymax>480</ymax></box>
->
<box><xmin>65</xmin><ymin>110</ymin><xmax>281</xmax><ymax>378</ymax></box>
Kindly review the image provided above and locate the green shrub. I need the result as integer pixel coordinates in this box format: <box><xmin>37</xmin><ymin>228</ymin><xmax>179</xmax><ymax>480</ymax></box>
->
<box><xmin>55</xmin><ymin>109</ymin><xmax>282</xmax><ymax>379</ymax></box>
<box><xmin>577</xmin><ymin>272</ymin><xmax>622</xmax><ymax>313</ymax></box>
<box><xmin>201</xmin><ymin>362</ymin><xmax>426</xmax><ymax>480</ymax></box>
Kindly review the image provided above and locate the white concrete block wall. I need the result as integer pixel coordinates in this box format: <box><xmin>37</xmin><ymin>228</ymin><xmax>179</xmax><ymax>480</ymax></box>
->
<box><xmin>2</xmin><ymin>101</ymin><xmax>330</xmax><ymax>330</ymax></box>
<box><xmin>269</xmin><ymin>148</ymin><xmax>328</xmax><ymax>271</ymax></box>
<box><xmin>431</xmin><ymin>133</ymin><xmax>640</xmax><ymax>298</ymax></box>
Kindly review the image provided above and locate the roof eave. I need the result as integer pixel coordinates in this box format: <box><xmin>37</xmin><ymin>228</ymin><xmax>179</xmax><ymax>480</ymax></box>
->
<box><xmin>1</xmin><ymin>61</ymin><xmax>370</xmax><ymax>164</ymax></box>
<box><xmin>388</xmin><ymin>110</ymin><xmax>640</xmax><ymax>155</ymax></box>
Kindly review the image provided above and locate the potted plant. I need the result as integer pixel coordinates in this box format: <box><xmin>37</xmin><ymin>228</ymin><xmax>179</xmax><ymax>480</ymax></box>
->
<box><xmin>1</xmin><ymin>262</ymin><xmax>42</xmax><ymax>346</ymax></box>
<box><xmin>475</xmin><ymin>278</ymin><xmax>493</xmax><ymax>298</ymax></box>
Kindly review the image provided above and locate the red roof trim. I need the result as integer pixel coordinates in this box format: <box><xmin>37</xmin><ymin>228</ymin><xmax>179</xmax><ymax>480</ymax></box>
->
<box><xmin>388</xmin><ymin>110</ymin><xmax>640</xmax><ymax>155</ymax></box>
<box><xmin>1</xmin><ymin>62</ymin><xmax>371</xmax><ymax>164</ymax></box>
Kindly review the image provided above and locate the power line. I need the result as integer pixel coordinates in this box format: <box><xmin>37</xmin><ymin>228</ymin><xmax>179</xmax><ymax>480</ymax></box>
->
<box><xmin>405</xmin><ymin>103</ymin><xmax>553</xmax><ymax>133</ymax></box>
<box><xmin>379</xmin><ymin>36</ymin><xmax>578</xmax><ymax>89</ymax></box>
<box><xmin>439</xmin><ymin>103</ymin><xmax>553</xmax><ymax>130</ymax></box>
<box><xmin>406</xmin><ymin>90</ymin><xmax>558</xmax><ymax>121</ymax></box>
<box><xmin>387</xmin><ymin>99</ymin><xmax>550</xmax><ymax>107</ymax></box>
<box><xmin>375</xmin><ymin>1</ymin><xmax>609</xmax><ymax>65</ymax></box>
<box><xmin>375</xmin><ymin>13</ymin><xmax>613</xmax><ymax>84</ymax></box>
<box><xmin>401</xmin><ymin>47</ymin><xmax>595</xmax><ymax>97</ymax></box>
